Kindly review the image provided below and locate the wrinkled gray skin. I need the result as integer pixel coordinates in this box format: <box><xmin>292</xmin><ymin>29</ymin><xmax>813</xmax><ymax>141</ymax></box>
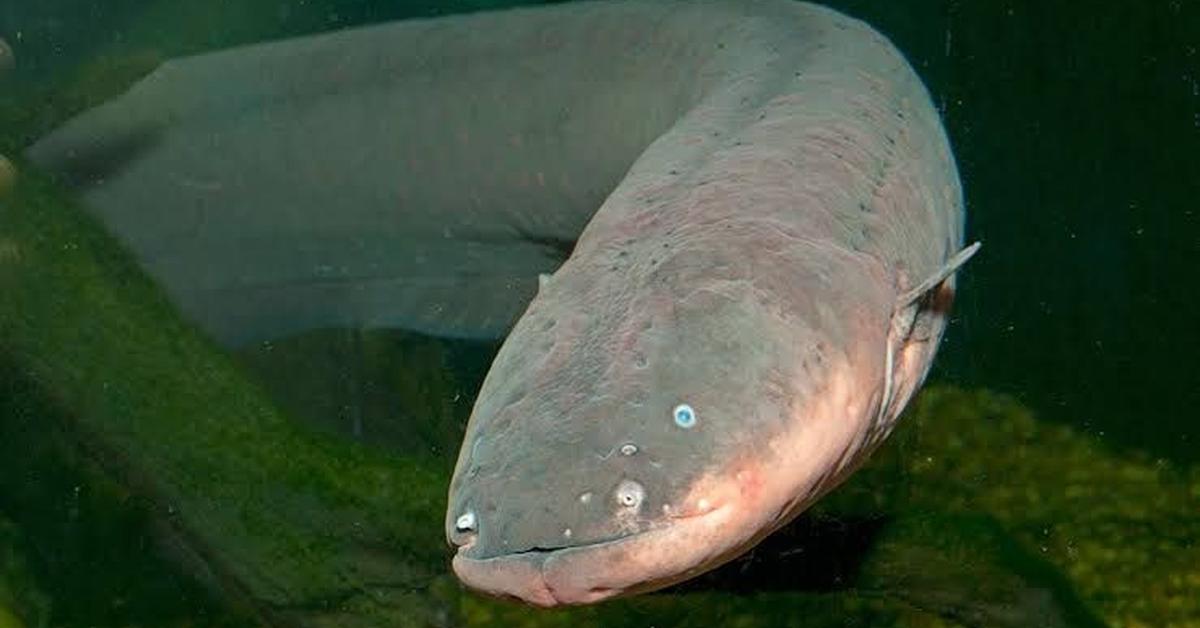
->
<box><xmin>28</xmin><ymin>0</ymin><xmax>975</xmax><ymax>609</ymax></box>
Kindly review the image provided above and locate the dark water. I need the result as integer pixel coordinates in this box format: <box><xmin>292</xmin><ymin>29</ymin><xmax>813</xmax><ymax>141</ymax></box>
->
<box><xmin>0</xmin><ymin>1</ymin><xmax>1196</xmax><ymax>627</ymax></box>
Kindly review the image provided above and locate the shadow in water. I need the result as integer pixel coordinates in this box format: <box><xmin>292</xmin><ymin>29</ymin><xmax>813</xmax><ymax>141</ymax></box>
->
<box><xmin>673</xmin><ymin>514</ymin><xmax>888</xmax><ymax>594</ymax></box>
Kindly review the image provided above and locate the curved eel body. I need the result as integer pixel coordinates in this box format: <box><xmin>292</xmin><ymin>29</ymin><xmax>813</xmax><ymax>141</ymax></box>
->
<box><xmin>443</xmin><ymin>1</ymin><xmax>976</xmax><ymax>606</ymax></box>
<box><xmin>27</xmin><ymin>0</ymin><xmax>977</xmax><ymax>608</ymax></box>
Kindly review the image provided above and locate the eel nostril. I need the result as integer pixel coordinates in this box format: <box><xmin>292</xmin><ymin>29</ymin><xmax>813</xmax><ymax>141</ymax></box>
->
<box><xmin>450</xmin><ymin>511</ymin><xmax>478</xmax><ymax>549</ymax></box>
<box><xmin>615</xmin><ymin>480</ymin><xmax>645</xmax><ymax>509</ymax></box>
<box><xmin>455</xmin><ymin>511</ymin><xmax>477</xmax><ymax>533</ymax></box>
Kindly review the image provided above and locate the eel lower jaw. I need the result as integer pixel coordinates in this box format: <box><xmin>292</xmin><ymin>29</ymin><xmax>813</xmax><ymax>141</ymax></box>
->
<box><xmin>451</xmin><ymin>503</ymin><xmax>737</xmax><ymax>607</ymax></box>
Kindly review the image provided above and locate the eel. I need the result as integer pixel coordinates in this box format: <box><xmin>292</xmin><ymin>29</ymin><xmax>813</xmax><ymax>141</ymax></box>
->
<box><xmin>441</xmin><ymin>0</ymin><xmax>979</xmax><ymax>606</ymax></box>
<box><xmin>25</xmin><ymin>0</ymin><xmax>977</xmax><ymax>608</ymax></box>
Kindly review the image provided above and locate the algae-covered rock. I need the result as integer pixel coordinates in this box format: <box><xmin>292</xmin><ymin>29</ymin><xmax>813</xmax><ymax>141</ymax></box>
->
<box><xmin>0</xmin><ymin>358</ymin><xmax>250</xmax><ymax>628</ymax></box>
<box><xmin>826</xmin><ymin>386</ymin><xmax>1200</xmax><ymax>627</ymax></box>
<box><xmin>0</xmin><ymin>169</ymin><xmax>455</xmax><ymax>627</ymax></box>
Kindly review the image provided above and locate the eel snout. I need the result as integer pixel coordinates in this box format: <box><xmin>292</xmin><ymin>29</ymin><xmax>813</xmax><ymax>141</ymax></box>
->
<box><xmin>450</xmin><ymin>500</ymin><xmax>738</xmax><ymax>607</ymax></box>
<box><xmin>448</xmin><ymin>459</ymin><xmax>769</xmax><ymax>606</ymax></box>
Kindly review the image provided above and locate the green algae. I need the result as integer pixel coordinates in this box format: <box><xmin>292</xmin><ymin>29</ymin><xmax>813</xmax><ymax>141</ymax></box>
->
<box><xmin>0</xmin><ymin>169</ymin><xmax>452</xmax><ymax>626</ymax></box>
<box><xmin>875</xmin><ymin>387</ymin><xmax>1200</xmax><ymax>627</ymax></box>
<box><xmin>0</xmin><ymin>360</ymin><xmax>245</xmax><ymax>628</ymax></box>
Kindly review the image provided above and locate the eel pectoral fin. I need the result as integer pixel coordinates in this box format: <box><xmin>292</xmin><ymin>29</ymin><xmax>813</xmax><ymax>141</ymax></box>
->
<box><xmin>876</xmin><ymin>241</ymin><xmax>981</xmax><ymax>437</ymax></box>
<box><xmin>895</xmin><ymin>241</ymin><xmax>982</xmax><ymax>309</ymax></box>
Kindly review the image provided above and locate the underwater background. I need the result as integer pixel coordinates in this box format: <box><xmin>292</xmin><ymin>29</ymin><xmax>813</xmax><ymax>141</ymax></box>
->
<box><xmin>0</xmin><ymin>0</ymin><xmax>1197</xmax><ymax>626</ymax></box>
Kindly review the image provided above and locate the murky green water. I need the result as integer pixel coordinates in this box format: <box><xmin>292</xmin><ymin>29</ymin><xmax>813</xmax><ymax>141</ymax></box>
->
<box><xmin>0</xmin><ymin>1</ymin><xmax>1196</xmax><ymax>627</ymax></box>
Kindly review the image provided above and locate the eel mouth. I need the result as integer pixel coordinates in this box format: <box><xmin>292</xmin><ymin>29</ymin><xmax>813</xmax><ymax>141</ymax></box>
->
<box><xmin>451</xmin><ymin>504</ymin><xmax>736</xmax><ymax>607</ymax></box>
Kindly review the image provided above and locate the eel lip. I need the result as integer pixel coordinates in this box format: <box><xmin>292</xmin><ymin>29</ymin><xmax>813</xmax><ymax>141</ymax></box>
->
<box><xmin>451</xmin><ymin>504</ymin><xmax>734</xmax><ymax>607</ymax></box>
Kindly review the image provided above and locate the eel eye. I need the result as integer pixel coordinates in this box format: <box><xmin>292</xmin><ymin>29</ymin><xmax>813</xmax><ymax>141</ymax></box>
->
<box><xmin>673</xmin><ymin>403</ymin><xmax>697</xmax><ymax>428</ymax></box>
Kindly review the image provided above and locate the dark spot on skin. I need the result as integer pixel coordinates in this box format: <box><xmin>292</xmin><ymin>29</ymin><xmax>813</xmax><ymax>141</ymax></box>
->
<box><xmin>851</xmin><ymin>225</ymin><xmax>872</xmax><ymax>252</ymax></box>
<box><xmin>610</xmin><ymin>265</ymin><xmax>619</xmax><ymax>271</ymax></box>
<box><xmin>668</xmin><ymin>169</ymin><xmax>678</xmax><ymax>175</ymax></box>
<box><xmin>858</xmin><ymin>201</ymin><xmax>872</xmax><ymax>213</ymax></box>
<box><xmin>662</xmin><ymin>243</ymin><xmax>669</xmax><ymax>249</ymax></box>
<box><xmin>717</xmin><ymin>42</ymin><xmax>725</xmax><ymax>49</ymax></box>
<box><xmin>618</xmin><ymin>250</ymin><xmax>628</xmax><ymax>257</ymax></box>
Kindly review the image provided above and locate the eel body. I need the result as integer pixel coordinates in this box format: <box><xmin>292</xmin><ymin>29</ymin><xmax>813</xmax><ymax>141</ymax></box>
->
<box><xmin>442</xmin><ymin>0</ymin><xmax>977</xmax><ymax>605</ymax></box>
<box><xmin>28</xmin><ymin>0</ymin><xmax>976</xmax><ymax>607</ymax></box>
